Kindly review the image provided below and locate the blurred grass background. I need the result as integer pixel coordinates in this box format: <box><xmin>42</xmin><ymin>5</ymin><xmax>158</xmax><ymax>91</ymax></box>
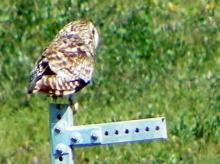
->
<box><xmin>0</xmin><ymin>0</ymin><xmax>220</xmax><ymax>163</ymax></box>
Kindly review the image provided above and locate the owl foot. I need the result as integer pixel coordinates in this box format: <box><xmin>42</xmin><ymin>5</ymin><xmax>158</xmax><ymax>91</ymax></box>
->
<box><xmin>69</xmin><ymin>95</ymin><xmax>78</xmax><ymax>114</ymax></box>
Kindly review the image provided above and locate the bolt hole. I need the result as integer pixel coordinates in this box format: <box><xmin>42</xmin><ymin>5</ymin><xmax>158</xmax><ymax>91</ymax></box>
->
<box><xmin>125</xmin><ymin>129</ymin><xmax>129</xmax><ymax>134</ymax></box>
<box><xmin>135</xmin><ymin>128</ymin><xmax>139</xmax><ymax>133</ymax></box>
<box><xmin>104</xmin><ymin>131</ymin><xmax>109</xmax><ymax>136</ymax></box>
<box><xmin>59</xmin><ymin>156</ymin><xmax>63</xmax><ymax>161</ymax></box>
<box><xmin>115</xmin><ymin>130</ymin><xmax>119</xmax><ymax>135</ymax></box>
<box><xmin>57</xmin><ymin>114</ymin><xmax>62</xmax><ymax>120</ymax></box>
<box><xmin>145</xmin><ymin>127</ymin><xmax>149</xmax><ymax>131</ymax></box>
<box><xmin>71</xmin><ymin>138</ymin><xmax>77</xmax><ymax>143</ymax></box>
<box><xmin>56</xmin><ymin>104</ymin><xmax>61</xmax><ymax>109</ymax></box>
<box><xmin>55</xmin><ymin>128</ymin><xmax>61</xmax><ymax>134</ymax></box>
<box><xmin>156</xmin><ymin>126</ymin><xmax>160</xmax><ymax>131</ymax></box>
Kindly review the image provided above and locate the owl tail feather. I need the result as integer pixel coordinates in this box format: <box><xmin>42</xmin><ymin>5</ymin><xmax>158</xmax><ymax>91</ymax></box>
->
<box><xmin>27</xmin><ymin>75</ymin><xmax>43</xmax><ymax>94</ymax></box>
<box><xmin>29</xmin><ymin>75</ymin><xmax>89</xmax><ymax>97</ymax></box>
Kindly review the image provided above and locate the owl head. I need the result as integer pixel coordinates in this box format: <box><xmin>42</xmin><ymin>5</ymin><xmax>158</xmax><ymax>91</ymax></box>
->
<box><xmin>58</xmin><ymin>20</ymin><xmax>99</xmax><ymax>50</ymax></box>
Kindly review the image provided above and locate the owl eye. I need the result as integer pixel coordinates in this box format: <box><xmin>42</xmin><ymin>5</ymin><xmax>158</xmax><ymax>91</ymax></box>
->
<box><xmin>92</xmin><ymin>29</ymin><xmax>95</xmax><ymax>35</ymax></box>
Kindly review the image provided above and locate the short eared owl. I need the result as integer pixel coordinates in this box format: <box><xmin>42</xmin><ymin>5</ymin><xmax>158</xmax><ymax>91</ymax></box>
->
<box><xmin>28</xmin><ymin>20</ymin><xmax>99</xmax><ymax>104</ymax></box>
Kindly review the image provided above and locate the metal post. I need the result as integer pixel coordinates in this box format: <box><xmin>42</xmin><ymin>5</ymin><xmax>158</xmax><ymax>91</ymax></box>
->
<box><xmin>49</xmin><ymin>103</ymin><xmax>168</xmax><ymax>164</ymax></box>
<box><xmin>49</xmin><ymin>104</ymin><xmax>74</xmax><ymax>164</ymax></box>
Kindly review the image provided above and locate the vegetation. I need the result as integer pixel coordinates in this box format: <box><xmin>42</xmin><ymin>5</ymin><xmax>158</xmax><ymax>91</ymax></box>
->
<box><xmin>0</xmin><ymin>0</ymin><xmax>219</xmax><ymax>163</ymax></box>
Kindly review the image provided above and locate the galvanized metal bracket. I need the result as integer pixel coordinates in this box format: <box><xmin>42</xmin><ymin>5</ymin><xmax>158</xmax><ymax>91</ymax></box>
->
<box><xmin>49</xmin><ymin>104</ymin><xmax>168</xmax><ymax>164</ymax></box>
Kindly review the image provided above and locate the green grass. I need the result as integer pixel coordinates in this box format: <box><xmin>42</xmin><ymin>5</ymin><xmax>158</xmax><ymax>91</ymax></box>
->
<box><xmin>0</xmin><ymin>0</ymin><xmax>220</xmax><ymax>163</ymax></box>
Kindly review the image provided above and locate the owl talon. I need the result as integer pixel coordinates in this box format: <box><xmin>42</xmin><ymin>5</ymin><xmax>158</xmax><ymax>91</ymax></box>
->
<box><xmin>69</xmin><ymin>96</ymin><xmax>78</xmax><ymax>114</ymax></box>
<box><xmin>70</xmin><ymin>104</ymin><xmax>77</xmax><ymax>115</ymax></box>
<box><xmin>70</xmin><ymin>102</ymin><xmax>79</xmax><ymax>115</ymax></box>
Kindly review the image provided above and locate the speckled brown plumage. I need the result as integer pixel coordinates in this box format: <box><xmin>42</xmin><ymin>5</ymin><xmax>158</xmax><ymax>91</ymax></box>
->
<box><xmin>28</xmin><ymin>20</ymin><xmax>99</xmax><ymax>99</ymax></box>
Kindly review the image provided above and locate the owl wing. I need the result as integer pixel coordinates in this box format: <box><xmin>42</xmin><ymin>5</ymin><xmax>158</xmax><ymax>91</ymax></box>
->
<box><xmin>28</xmin><ymin>37</ymin><xmax>94</xmax><ymax>96</ymax></box>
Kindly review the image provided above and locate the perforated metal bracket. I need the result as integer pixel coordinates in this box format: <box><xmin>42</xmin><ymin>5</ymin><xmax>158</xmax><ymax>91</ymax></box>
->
<box><xmin>49</xmin><ymin>104</ymin><xmax>168</xmax><ymax>164</ymax></box>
